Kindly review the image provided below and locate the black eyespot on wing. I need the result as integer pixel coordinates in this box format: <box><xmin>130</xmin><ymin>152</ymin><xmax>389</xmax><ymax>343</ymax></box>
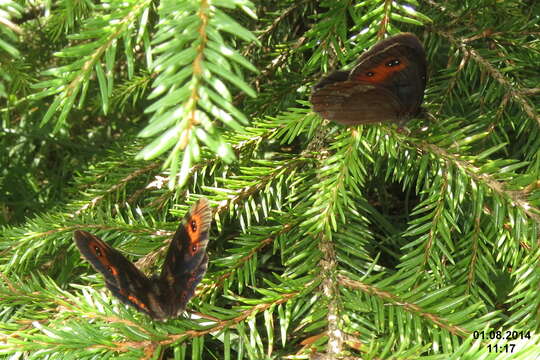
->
<box><xmin>386</xmin><ymin>59</ymin><xmax>400</xmax><ymax>67</ymax></box>
<box><xmin>94</xmin><ymin>246</ymin><xmax>102</xmax><ymax>257</ymax></box>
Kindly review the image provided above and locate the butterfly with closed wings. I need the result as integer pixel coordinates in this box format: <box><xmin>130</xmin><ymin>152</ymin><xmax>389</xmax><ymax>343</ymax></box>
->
<box><xmin>310</xmin><ymin>33</ymin><xmax>427</xmax><ymax>126</ymax></box>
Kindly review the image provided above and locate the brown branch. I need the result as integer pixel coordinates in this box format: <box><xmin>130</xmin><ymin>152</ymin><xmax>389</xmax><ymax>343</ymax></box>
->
<box><xmin>338</xmin><ymin>274</ymin><xmax>470</xmax><ymax>338</ymax></box>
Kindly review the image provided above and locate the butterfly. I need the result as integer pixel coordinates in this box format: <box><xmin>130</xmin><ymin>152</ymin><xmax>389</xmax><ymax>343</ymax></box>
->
<box><xmin>73</xmin><ymin>198</ymin><xmax>211</xmax><ymax>320</ymax></box>
<box><xmin>310</xmin><ymin>33</ymin><xmax>427</xmax><ymax>126</ymax></box>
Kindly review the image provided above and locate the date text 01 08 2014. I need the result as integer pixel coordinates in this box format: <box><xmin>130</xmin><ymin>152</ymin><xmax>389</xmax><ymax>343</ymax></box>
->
<box><xmin>473</xmin><ymin>330</ymin><xmax>531</xmax><ymax>340</ymax></box>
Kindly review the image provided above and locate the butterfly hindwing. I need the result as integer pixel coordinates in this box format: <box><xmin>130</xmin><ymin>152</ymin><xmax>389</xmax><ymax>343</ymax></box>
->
<box><xmin>311</xmin><ymin>78</ymin><xmax>401</xmax><ymax>125</ymax></box>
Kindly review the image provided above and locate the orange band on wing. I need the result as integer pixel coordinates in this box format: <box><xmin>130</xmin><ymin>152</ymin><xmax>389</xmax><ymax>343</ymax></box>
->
<box><xmin>128</xmin><ymin>295</ymin><xmax>150</xmax><ymax>311</ymax></box>
<box><xmin>184</xmin><ymin>199</ymin><xmax>211</xmax><ymax>255</ymax></box>
<box><xmin>353</xmin><ymin>57</ymin><xmax>408</xmax><ymax>84</ymax></box>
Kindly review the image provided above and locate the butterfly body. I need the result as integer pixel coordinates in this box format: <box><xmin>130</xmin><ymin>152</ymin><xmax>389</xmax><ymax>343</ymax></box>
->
<box><xmin>310</xmin><ymin>33</ymin><xmax>427</xmax><ymax>125</ymax></box>
<box><xmin>74</xmin><ymin>198</ymin><xmax>211</xmax><ymax>320</ymax></box>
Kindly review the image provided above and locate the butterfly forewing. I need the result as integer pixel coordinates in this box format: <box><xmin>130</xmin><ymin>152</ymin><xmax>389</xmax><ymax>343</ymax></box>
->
<box><xmin>350</xmin><ymin>33</ymin><xmax>427</xmax><ymax>117</ymax></box>
<box><xmin>159</xmin><ymin>198</ymin><xmax>212</xmax><ymax>317</ymax></box>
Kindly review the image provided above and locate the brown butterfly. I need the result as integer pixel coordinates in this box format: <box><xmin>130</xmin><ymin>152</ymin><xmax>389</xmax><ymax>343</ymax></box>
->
<box><xmin>310</xmin><ymin>33</ymin><xmax>427</xmax><ymax>125</ymax></box>
<box><xmin>73</xmin><ymin>198</ymin><xmax>211</xmax><ymax>320</ymax></box>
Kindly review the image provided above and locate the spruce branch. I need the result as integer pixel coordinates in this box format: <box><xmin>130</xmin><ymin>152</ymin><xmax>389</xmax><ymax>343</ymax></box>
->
<box><xmin>1</xmin><ymin>0</ymin><xmax>540</xmax><ymax>358</ymax></box>
<box><xmin>439</xmin><ymin>30</ymin><xmax>539</xmax><ymax>127</ymax></box>
<box><xmin>33</xmin><ymin>0</ymin><xmax>154</xmax><ymax>129</ymax></box>
<box><xmin>137</xmin><ymin>0</ymin><xmax>259</xmax><ymax>188</ymax></box>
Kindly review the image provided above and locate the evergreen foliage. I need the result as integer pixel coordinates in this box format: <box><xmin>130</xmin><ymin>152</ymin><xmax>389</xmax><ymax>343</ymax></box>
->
<box><xmin>1</xmin><ymin>0</ymin><xmax>539</xmax><ymax>358</ymax></box>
